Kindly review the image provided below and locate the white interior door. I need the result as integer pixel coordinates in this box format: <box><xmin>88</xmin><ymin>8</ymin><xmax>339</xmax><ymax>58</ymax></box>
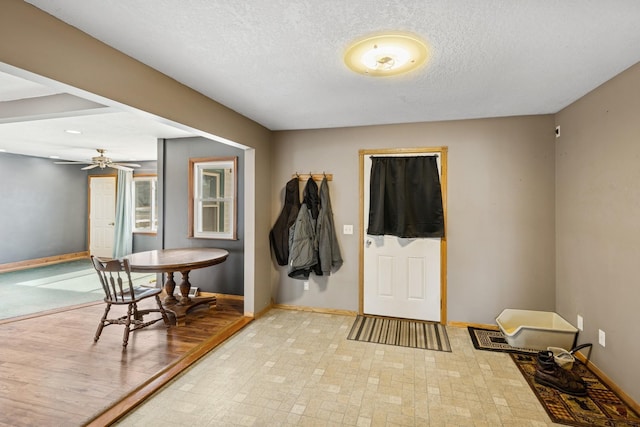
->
<box><xmin>362</xmin><ymin>152</ymin><xmax>443</xmax><ymax>322</ymax></box>
<box><xmin>89</xmin><ymin>176</ymin><xmax>116</xmax><ymax>258</ymax></box>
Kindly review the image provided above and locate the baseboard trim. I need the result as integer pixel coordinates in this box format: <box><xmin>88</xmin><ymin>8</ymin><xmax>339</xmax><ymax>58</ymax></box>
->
<box><xmin>573</xmin><ymin>352</ymin><xmax>640</xmax><ymax>414</ymax></box>
<box><xmin>272</xmin><ymin>303</ymin><xmax>357</xmax><ymax>317</ymax></box>
<box><xmin>448</xmin><ymin>320</ymin><xmax>499</xmax><ymax>330</ymax></box>
<box><xmin>251</xmin><ymin>302</ymin><xmax>274</xmax><ymax>319</ymax></box>
<box><xmin>0</xmin><ymin>251</ymin><xmax>89</xmax><ymax>273</ymax></box>
<box><xmin>211</xmin><ymin>292</ymin><xmax>244</xmax><ymax>301</ymax></box>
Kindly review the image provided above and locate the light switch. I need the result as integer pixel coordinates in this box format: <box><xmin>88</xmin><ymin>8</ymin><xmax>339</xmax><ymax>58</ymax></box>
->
<box><xmin>343</xmin><ymin>224</ymin><xmax>353</xmax><ymax>235</ymax></box>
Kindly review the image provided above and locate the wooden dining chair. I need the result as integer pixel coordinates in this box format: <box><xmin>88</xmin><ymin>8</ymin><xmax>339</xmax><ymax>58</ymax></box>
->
<box><xmin>91</xmin><ymin>255</ymin><xmax>170</xmax><ymax>348</ymax></box>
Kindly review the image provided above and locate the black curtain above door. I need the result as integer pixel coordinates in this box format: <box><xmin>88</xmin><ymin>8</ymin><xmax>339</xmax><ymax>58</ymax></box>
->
<box><xmin>367</xmin><ymin>155</ymin><xmax>444</xmax><ymax>238</ymax></box>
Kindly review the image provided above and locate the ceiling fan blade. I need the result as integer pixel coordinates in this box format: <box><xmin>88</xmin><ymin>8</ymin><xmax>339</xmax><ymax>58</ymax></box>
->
<box><xmin>54</xmin><ymin>161</ymin><xmax>91</xmax><ymax>165</ymax></box>
<box><xmin>114</xmin><ymin>163</ymin><xmax>141</xmax><ymax>168</ymax></box>
<box><xmin>110</xmin><ymin>164</ymin><xmax>133</xmax><ymax>171</ymax></box>
<box><xmin>81</xmin><ymin>164</ymin><xmax>100</xmax><ymax>170</ymax></box>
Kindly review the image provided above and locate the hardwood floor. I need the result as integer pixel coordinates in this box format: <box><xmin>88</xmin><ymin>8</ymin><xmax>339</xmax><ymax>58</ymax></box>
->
<box><xmin>0</xmin><ymin>295</ymin><xmax>249</xmax><ymax>427</ymax></box>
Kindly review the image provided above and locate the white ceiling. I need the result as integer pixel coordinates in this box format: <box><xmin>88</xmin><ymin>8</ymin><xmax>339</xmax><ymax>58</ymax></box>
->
<box><xmin>2</xmin><ymin>1</ymin><xmax>640</xmax><ymax>162</ymax></box>
<box><xmin>0</xmin><ymin>71</ymin><xmax>192</xmax><ymax>162</ymax></box>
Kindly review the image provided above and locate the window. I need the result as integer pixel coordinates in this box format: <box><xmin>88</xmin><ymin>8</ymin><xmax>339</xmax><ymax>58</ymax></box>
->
<box><xmin>189</xmin><ymin>157</ymin><xmax>237</xmax><ymax>239</ymax></box>
<box><xmin>132</xmin><ymin>175</ymin><xmax>158</xmax><ymax>233</ymax></box>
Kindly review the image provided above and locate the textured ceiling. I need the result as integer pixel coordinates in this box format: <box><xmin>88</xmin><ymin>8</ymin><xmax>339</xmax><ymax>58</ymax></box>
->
<box><xmin>1</xmin><ymin>1</ymin><xmax>640</xmax><ymax>161</ymax></box>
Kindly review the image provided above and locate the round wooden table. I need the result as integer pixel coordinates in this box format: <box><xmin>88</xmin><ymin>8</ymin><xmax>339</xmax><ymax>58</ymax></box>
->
<box><xmin>125</xmin><ymin>248</ymin><xmax>229</xmax><ymax>325</ymax></box>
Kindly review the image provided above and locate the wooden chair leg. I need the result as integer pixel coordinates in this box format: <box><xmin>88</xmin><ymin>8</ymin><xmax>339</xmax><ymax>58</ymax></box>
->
<box><xmin>155</xmin><ymin>295</ymin><xmax>171</xmax><ymax>327</ymax></box>
<box><xmin>133</xmin><ymin>302</ymin><xmax>142</xmax><ymax>321</ymax></box>
<box><xmin>122</xmin><ymin>303</ymin><xmax>133</xmax><ymax>348</ymax></box>
<box><xmin>95</xmin><ymin>303</ymin><xmax>111</xmax><ymax>342</ymax></box>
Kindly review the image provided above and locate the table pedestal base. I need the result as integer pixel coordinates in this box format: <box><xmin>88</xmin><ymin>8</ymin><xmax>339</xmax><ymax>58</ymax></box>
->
<box><xmin>161</xmin><ymin>271</ymin><xmax>217</xmax><ymax>326</ymax></box>
<box><xmin>163</xmin><ymin>292</ymin><xmax>217</xmax><ymax>326</ymax></box>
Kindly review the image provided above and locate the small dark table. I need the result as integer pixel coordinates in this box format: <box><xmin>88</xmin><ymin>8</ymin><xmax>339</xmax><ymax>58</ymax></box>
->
<box><xmin>125</xmin><ymin>248</ymin><xmax>229</xmax><ymax>326</ymax></box>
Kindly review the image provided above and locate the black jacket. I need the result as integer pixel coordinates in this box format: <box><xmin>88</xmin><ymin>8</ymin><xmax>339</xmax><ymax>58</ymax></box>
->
<box><xmin>269</xmin><ymin>178</ymin><xmax>300</xmax><ymax>266</ymax></box>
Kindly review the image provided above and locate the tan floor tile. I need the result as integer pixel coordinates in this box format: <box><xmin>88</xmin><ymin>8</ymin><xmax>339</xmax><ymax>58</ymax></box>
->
<box><xmin>115</xmin><ymin>309</ymin><xmax>563</xmax><ymax>426</ymax></box>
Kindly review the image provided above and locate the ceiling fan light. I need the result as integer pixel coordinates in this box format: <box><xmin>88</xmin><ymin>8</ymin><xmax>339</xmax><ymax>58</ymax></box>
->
<box><xmin>344</xmin><ymin>32</ymin><xmax>429</xmax><ymax>77</ymax></box>
<box><xmin>54</xmin><ymin>148</ymin><xmax>140</xmax><ymax>171</ymax></box>
<box><xmin>361</xmin><ymin>45</ymin><xmax>411</xmax><ymax>71</ymax></box>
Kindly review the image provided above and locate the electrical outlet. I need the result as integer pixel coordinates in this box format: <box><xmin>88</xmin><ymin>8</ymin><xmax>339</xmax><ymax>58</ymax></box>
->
<box><xmin>577</xmin><ymin>314</ymin><xmax>583</xmax><ymax>331</ymax></box>
<box><xmin>303</xmin><ymin>281</ymin><xmax>309</xmax><ymax>291</ymax></box>
<box><xmin>598</xmin><ymin>329</ymin><xmax>606</xmax><ymax>347</ymax></box>
<box><xmin>343</xmin><ymin>224</ymin><xmax>353</xmax><ymax>235</ymax></box>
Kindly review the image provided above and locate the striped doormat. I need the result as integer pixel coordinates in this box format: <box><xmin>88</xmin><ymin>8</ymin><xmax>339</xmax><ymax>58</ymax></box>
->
<box><xmin>347</xmin><ymin>315</ymin><xmax>451</xmax><ymax>352</ymax></box>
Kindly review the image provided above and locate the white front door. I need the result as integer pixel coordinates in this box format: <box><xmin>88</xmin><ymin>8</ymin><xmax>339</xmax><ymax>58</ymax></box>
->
<box><xmin>89</xmin><ymin>176</ymin><xmax>116</xmax><ymax>258</ymax></box>
<box><xmin>361</xmin><ymin>149</ymin><xmax>446</xmax><ymax>322</ymax></box>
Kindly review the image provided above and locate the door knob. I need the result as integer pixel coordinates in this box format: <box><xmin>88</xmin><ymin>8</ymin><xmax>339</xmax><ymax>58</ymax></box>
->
<box><xmin>108</xmin><ymin>222</ymin><xmax>115</xmax><ymax>226</ymax></box>
<box><xmin>365</xmin><ymin>240</ymin><xmax>372</xmax><ymax>247</ymax></box>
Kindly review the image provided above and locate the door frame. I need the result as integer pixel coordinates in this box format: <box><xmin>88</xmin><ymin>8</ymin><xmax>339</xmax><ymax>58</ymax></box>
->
<box><xmin>358</xmin><ymin>147</ymin><xmax>448</xmax><ymax>323</ymax></box>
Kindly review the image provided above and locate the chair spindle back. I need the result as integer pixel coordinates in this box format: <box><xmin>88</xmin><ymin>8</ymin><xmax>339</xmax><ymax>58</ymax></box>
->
<box><xmin>91</xmin><ymin>256</ymin><xmax>135</xmax><ymax>302</ymax></box>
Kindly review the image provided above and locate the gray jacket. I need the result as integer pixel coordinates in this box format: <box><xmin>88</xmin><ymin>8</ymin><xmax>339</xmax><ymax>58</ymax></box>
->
<box><xmin>317</xmin><ymin>178</ymin><xmax>343</xmax><ymax>275</ymax></box>
<box><xmin>287</xmin><ymin>204</ymin><xmax>317</xmax><ymax>279</ymax></box>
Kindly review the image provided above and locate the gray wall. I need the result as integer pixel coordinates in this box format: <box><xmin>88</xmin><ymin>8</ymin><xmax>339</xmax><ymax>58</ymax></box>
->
<box><xmin>271</xmin><ymin>115</ymin><xmax>557</xmax><ymax>324</ymax></box>
<box><xmin>0</xmin><ymin>153</ymin><xmax>87</xmax><ymax>263</ymax></box>
<box><xmin>161</xmin><ymin>137</ymin><xmax>245</xmax><ymax>295</ymax></box>
<box><xmin>555</xmin><ymin>62</ymin><xmax>640</xmax><ymax>403</ymax></box>
<box><xmin>0</xmin><ymin>155</ymin><xmax>160</xmax><ymax>265</ymax></box>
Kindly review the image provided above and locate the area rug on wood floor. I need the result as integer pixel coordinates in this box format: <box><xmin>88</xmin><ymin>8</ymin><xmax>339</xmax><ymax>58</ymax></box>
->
<box><xmin>347</xmin><ymin>315</ymin><xmax>451</xmax><ymax>352</ymax></box>
<box><xmin>468</xmin><ymin>326</ymin><xmax>538</xmax><ymax>354</ymax></box>
<box><xmin>511</xmin><ymin>352</ymin><xmax>640</xmax><ymax>427</ymax></box>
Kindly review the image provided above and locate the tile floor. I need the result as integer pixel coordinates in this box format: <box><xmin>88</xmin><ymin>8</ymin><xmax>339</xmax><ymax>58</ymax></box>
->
<box><xmin>117</xmin><ymin>309</ymin><xmax>561</xmax><ymax>426</ymax></box>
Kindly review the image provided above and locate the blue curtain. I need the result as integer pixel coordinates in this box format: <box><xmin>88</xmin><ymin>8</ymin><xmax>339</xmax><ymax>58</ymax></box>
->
<box><xmin>112</xmin><ymin>169</ymin><xmax>133</xmax><ymax>258</ymax></box>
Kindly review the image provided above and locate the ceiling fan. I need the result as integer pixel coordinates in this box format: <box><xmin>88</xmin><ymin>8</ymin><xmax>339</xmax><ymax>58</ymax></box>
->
<box><xmin>55</xmin><ymin>149</ymin><xmax>141</xmax><ymax>171</ymax></box>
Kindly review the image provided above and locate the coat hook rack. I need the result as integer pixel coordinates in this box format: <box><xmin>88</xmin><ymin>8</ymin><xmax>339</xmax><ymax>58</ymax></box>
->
<box><xmin>292</xmin><ymin>172</ymin><xmax>333</xmax><ymax>181</ymax></box>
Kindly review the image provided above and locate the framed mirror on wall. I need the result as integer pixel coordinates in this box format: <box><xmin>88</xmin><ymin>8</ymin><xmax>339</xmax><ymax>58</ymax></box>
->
<box><xmin>188</xmin><ymin>156</ymin><xmax>238</xmax><ymax>240</ymax></box>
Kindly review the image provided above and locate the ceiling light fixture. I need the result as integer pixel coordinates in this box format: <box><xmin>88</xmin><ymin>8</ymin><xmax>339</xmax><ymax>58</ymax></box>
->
<box><xmin>344</xmin><ymin>32</ymin><xmax>429</xmax><ymax>77</ymax></box>
<box><xmin>65</xmin><ymin>129</ymin><xmax>82</xmax><ymax>134</ymax></box>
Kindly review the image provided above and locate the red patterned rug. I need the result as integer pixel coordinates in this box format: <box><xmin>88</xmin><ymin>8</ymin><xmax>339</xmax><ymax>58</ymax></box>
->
<box><xmin>511</xmin><ymin>353</ymin><xmax>640</xmax><ymax>427</ymax></box>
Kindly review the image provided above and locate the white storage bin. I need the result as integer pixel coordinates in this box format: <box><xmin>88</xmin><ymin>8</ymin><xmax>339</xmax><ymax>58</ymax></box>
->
<box><xmin>496</xmin><ymin>309</ymin><xmax>578</xmax><ymax>351</ymax></box>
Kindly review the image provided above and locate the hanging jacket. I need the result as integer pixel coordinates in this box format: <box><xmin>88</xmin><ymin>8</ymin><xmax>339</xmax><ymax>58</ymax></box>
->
<box><xmin>288</xmin><ymin>178</ymin><xmax>321</xmax><ymax>279</ymax></box>
<box><xmin>303</xmin><ymin>177</ymin><xmax>320</xmax><ymax>220</ymax></box>
<box><xmin>317</xmin><ymin>177</ymin><xmax>343</xmax><ymax>275</ymax></box>
<box><xmin>287</xmin><ymin>204</ymin><xmax>316</xmax><ymax>279</ymax></box>
<box><xmin>269</xmin><ymin>178</ymin><xmax>301</xmax><ymax>266</ymax></box>
<box><xmin>303</xmin><ymin>178</ymin><xmax>322</xmax><ymax>276</ymax></box>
